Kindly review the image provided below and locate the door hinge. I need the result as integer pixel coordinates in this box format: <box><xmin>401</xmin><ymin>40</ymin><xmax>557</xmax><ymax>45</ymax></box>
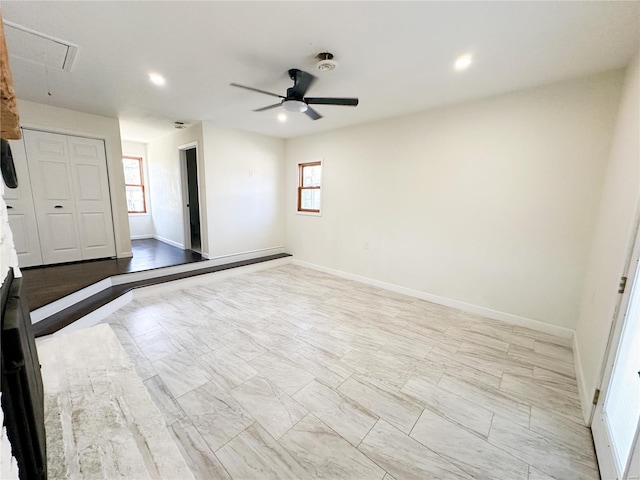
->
<box><xmin>593</xmin><ymin>388</ymin><xmax>601</xmax><ymax>405</ymax></box>
<box><xmin>618</xmin><ymin>276</ymin><xmax>628</xmax><ymax>294</ymax></box>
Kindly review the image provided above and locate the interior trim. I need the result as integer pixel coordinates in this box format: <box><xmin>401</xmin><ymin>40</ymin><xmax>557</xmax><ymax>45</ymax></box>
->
<box><xmin>292</xmin><ymin>258</ymin><xmax>575</xmax><ymax>339</ymax></box>
<box><xmin>573</xmin><ymin>332</ymin><xmax>593</xmax><ymax>425</ymax></box>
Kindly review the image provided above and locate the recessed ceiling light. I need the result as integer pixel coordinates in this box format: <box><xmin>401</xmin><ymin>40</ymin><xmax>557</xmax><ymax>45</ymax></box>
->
<box><xmin>454</xmin><ymin>54</ymin><xmax>472</xmax><ymax>71</ymax></box>
<box><xmin>277</xmin><ymin>113</ymin><xmax>287</xmax><ymax>122</ymax></box>
<box><xmin>149</xmin><ymin>73</ymin><xmax>166</xmax><ymax>86</ymax></box>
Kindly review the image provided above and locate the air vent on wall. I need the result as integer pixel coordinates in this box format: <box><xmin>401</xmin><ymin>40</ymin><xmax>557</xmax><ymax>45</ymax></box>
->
<box><xmin>2</xmin><ymin>20</ymin><xmax>78</xmax><ymax>72</ymax></box>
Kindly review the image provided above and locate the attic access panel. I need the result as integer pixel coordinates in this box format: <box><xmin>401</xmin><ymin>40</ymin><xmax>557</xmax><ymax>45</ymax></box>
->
<box><xmin>3</xmin><ymin>20</ymin><xmax>78</xmax><ymax>72</ymax></box>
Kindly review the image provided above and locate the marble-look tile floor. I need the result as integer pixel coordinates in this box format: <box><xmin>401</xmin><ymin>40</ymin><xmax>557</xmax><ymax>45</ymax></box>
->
<box><xmin>102</xmin><ymin>264</ymin><xmax>600</xmax><ymax>480</ymax></box>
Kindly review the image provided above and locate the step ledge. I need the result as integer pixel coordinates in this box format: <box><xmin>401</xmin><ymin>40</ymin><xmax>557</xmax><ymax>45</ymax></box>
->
<box><xmin>51</xmin><ymin>256</ymin><xmax>293</xmax><ymax>337</ymax></box>
<box><xmin>31</xmin><ymin>247</ymin><xmax>286</xmax><ymax>324</ymax></box>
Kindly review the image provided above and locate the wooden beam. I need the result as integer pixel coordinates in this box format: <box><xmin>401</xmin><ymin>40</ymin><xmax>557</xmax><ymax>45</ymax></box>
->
<box><xmin>0</xmin><ymin>9</ymin><xmax>21</xmax><ymax>140</ymax></box>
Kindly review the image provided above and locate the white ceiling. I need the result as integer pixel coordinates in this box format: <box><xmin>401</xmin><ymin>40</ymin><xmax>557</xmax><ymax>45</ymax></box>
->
<box><xmin>2</xmin><ymin>1</ymin><xmax>639</xmax><ymax>143</ymax></box>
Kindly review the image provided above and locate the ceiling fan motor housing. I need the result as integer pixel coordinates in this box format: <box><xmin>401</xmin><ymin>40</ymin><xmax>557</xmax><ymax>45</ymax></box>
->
<box><xmin>287</xmin><ymin>69</ymin><xmax>311</xmax><ymax>100</ymax></box>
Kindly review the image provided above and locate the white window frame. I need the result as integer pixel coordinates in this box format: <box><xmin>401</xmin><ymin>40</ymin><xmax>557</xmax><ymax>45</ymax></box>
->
<box><xmin>123</xmin><ymin>155</ymin><xmax>150</xmax><ymax>216</ymax></box>
<box><xmin>296</xmin><ymin>159</ymin><xmax>323</xmax><ymax>217</ymax></box>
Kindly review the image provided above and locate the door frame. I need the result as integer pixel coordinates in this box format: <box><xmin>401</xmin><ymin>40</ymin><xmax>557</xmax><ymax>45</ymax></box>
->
<box><xmin>592</xmin><ymin>218</ymin><xmax>640</xmax><ymax>479</ymax></box>
<box><xmin>178</xmin><ymin>141</ymin><xmax>202</xmax><ymax>253</ymax></box>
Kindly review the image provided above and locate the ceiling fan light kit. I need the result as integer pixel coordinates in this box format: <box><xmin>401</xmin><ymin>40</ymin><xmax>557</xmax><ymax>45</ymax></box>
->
<box><xmin>283</xmin><ymin>100</ymin><xmax>308</xmax><ymax>113</ymax></box>
<box><xmin>230</xmin><ymin>62</ymin><xmax>358</xmax><ymax>121</ymax></box>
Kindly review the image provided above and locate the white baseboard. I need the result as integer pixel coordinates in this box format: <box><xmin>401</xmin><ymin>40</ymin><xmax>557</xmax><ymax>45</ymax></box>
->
<box><xmin>130</xmin><ymin>234</ymin><xmax>154</xmax><ymax>240</ymax></box>
<box><xmin>573</xmin><ymin>333</ymin><xmax>594</xmax><ymax>425</ymax></box>
<box><xmin>153</xmin><ymin>235</ymin><xmax>184</xmax><ymax>249</ymax></box>
<box><xmin>208</xmin><ymin>246</ymin><xmax>285</xmax><ymax>265</ymax></box>
<box><xmin>118</xmin><ymin>251</ymin><xmax>133</xmax><ymax>258</ymax></box>
<box><xmin>30</xmin><ymin>278</ymin><xmax>112</xmax><ymax>323</ymax></box>
<box><xmin>132</xmin><ymin>256</ymin><xmax>292</xmax><ymax>299</ymax></box>
<box><xmin>292</xmin><ymin>259</ymin><xmax>575</xmax><ymax>339</ymax></box>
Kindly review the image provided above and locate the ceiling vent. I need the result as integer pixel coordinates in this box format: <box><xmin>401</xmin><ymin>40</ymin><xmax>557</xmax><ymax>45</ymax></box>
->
<box><xmin>2</xmin><ymin>20</ymin><xmax>78</xmax><ymax>72</ymax></box>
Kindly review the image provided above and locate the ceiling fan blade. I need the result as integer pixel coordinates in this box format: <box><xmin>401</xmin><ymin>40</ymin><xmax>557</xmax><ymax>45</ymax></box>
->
<box><xmin>230</xmin><ymin>83</ymin><xmax>284</xmax><ymax>99</ymax></box>
<box><xmin>304</xmin><ymin>106</ymin><xmax>322</xmax><ymax>121</ymax></box>
<box><xmin>305</xmin><ymin>97</ymin><xmax>359</xmax><ymax>106</ymax></box>
<box><xmin>253</xmin><ymin>103</ymin><xmax>282</xmax><ymax>112</ymax></box>
<box><xmin>288</xmin><ymin>69</ymin><xmax>316</xmax><ymax>99</ymax></box>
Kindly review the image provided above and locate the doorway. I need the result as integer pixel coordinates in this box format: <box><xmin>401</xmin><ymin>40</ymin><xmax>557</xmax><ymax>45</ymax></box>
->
<box><xmin>180</xmin><ymin>145</ymin><xmax>201</xmax><ymax>253</ymax></box>
<box><xmin>592</xmin><ymin>226</ymin><xmax>640</xmax><ymax>479</ymax></box>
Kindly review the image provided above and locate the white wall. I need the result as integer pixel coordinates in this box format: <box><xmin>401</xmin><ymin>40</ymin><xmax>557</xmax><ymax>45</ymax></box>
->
<box><xmin>146</xmin><ymin>123</ymin><xmax>207</xmax><ymax>251</ymax></box>
<box><xmin>122</xmin><ymin>140</ymin><xmax>154</xmax><ymax>239</ymax></box>
<box><xmin>574</xmin><ymin>54</ymin><xmax>640</xmax><ymax>421</ymax></box>
<box><xmin>285</xmin><ymin>70</ymin><xmax>624</xmax><ymax>331</ymax></box>
<box><xmin>16</xmin><ymin>100</ymin><xmax>131</xmax><ymax>257</ymax></box>
<box><xmin>202</xmin><ymin>124</ymin><xmax>285</xmax><ymax>258</ymax></box>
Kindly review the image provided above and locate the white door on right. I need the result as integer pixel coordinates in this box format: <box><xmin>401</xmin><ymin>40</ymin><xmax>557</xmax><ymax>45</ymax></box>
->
<box><xmin>592</xmin><ymin>230</ymin><xmax>640</xmax><ymax>480</ymax></box>
<box><xmin>67</xmin><ymin>135</ymin><xmax>116</xmax><ymax>260</ymax></box>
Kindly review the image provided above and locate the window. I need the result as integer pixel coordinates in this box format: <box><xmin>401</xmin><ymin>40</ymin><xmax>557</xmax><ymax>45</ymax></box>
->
<box><xmin>297</xmin><ymin>161</ymin><xmax>322</xmax><ymax>213</ymax></box>
<box><xmin>122</xmin><ymin>156</ymin><xmax>146</xmax><ymax>213</ymax></box>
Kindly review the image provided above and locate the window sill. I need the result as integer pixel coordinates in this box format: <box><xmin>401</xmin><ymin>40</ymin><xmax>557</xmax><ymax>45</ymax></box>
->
<box><xmin>296</xmin><ymin>210</ymin><xmax>322</xmax><ymax>217</ymax></box>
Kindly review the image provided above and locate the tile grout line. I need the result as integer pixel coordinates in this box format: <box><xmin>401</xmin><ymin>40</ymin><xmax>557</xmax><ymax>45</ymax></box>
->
<box><xmin>355</xmin><ymin>428</ymin><xmax>393</xmax><ymax>480</ymax></box>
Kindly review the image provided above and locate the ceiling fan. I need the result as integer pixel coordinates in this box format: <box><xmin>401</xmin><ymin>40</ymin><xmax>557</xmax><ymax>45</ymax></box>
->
<box><xmin>230</xmin><ymin>68</ymin><xmax>358</xmax><ymax>120</ymax></box>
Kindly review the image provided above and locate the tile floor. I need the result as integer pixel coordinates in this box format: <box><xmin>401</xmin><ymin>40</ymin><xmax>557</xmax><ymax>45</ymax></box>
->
<box><xmin>37</xmin><ymin>325</ymin><xmax>194</xmax><ymax>478</ymax></box>
<box><xmin>101</xmin><ymin>264</ymin><xmax>599</xmax><ymax>480</ymax></box>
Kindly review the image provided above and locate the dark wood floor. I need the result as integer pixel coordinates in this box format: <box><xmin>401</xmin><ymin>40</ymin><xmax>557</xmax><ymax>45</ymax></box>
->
<box><xmin>22</xmin><ymin>239</ymin><xmax>204</xmax><ymax>310</ymax></box>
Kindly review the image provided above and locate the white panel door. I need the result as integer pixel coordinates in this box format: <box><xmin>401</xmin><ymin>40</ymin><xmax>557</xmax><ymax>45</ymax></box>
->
<box><xmin>593</xmin><ymin>227</ymin><xmax>640</xmax><ymax>479</ymax></box>
<box><xmin>67</xmin><ymin>136</ymin><xmax>115</xmax><ymax>260</ymax></box>
<box><xmin>3</xmin><ymin>136</ymin><xmax>43</xmax><ymax>267</ymax></box>
<box><xmin>23</xmin><ymin>129</ymin><xmax>83</xmax><ymax>264</ymax></box>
